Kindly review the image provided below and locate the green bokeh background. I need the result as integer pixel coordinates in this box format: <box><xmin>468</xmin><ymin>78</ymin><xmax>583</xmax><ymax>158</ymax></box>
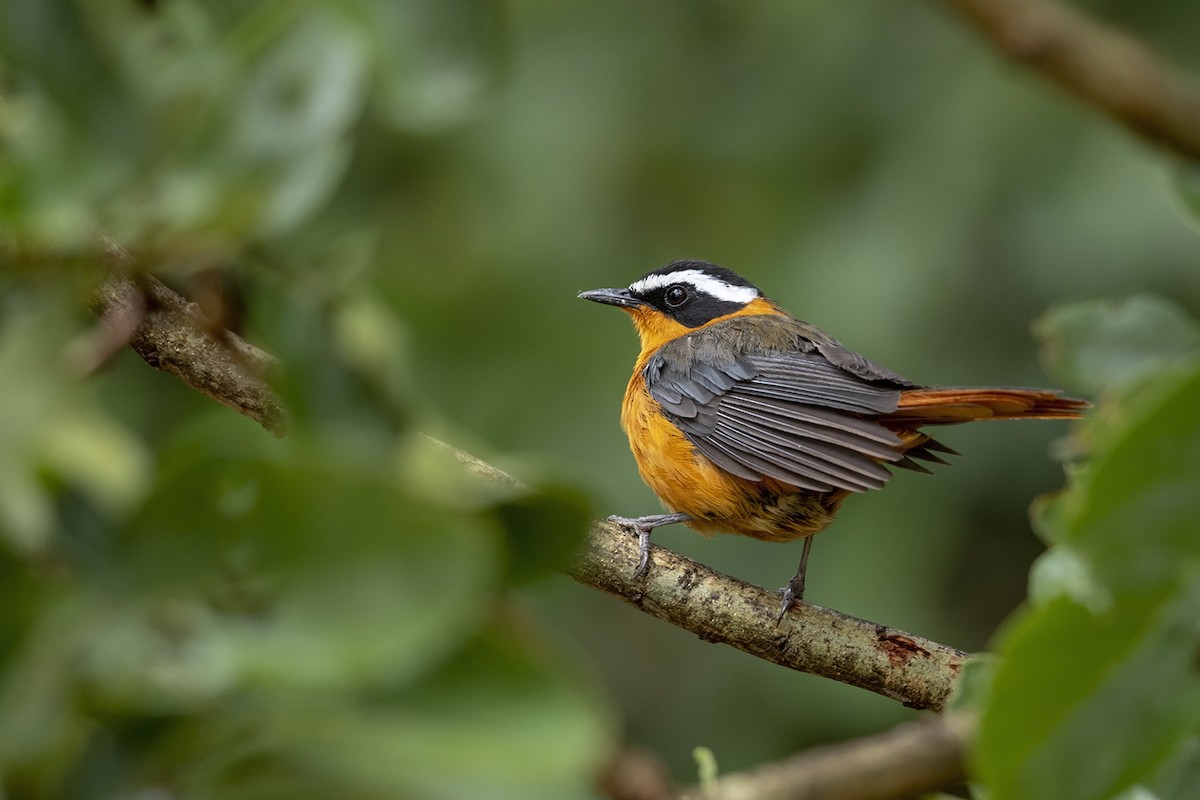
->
<box><xmin>3</xmin><ymin>0</ymin><xmax>1200</xmax><ymax>793</ymax></box>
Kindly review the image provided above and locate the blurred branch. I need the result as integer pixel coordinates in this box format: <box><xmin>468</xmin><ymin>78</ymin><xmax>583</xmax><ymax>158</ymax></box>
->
<box><xmin>85</xmin><ymin>253</ymin><xmax>967</xmax><ymax>712</ymax></box>
<box><xmin>569</xmin><ymin>521</ymin><xmax>967</xmax><ymax>712</ymax></box>
<box><xmin>681</xmin><ymin>714</ymin><xmax>973</xmax><ymax>800</ymax></box>
<box><xmin>599</xmin><ymin>746</ymin><xmax>678</xmax><ymax>800</ymax></box>
<box><xmin>938</xmin><ymin>0</ymin><xmax>1200</xmax><ymax>161</ymax></box>
<box><xmin>87</xmin><ymin>239</ymin><xmax>289</xmax><ymax>436</ymax></box>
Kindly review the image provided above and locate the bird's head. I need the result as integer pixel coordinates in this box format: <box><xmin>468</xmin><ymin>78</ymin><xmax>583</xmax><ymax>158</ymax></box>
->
<box><xmin>579</xmin><ymin>259</ymin><xmax>780</xmax><ymax>353</ymax></box>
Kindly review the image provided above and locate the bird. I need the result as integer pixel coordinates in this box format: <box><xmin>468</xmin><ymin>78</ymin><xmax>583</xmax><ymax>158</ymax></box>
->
<box><xmin>578</xmin><ymin>259</ymin><xmax>1087</xmax><ymax>619</ymax></box>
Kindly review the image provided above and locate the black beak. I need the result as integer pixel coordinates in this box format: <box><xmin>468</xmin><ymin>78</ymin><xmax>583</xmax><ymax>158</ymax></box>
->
<box><xmin>578</xmin><ymin>287</ymin><xmax>644</xmax><ymax>309</ymax></box>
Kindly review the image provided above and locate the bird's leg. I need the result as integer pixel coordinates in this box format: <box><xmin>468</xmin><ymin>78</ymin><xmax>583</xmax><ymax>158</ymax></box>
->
<box><xmin>605</xmin><ymin>512</ymin><xmax>691</xmax><ymax>577</ymax></box>
<box><xmin>777</xmin><ymin>535</ymin><xmax>814</xmax><ymax>622</ymax></box>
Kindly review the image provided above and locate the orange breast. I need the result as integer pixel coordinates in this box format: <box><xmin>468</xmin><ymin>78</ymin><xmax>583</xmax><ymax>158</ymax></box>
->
<box><xmin>621</xmin><ymin>372</ymin><xmax>735</xmax><ymax>526</ymax></box>
<box><xmin>620</xmin><ymin>360</ymin><xmax>844</xmax><ymax>542</ymax></box>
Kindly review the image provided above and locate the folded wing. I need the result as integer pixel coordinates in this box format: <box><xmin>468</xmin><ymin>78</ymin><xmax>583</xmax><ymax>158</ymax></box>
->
<box><xmin>644</xmin><ymin>323</ymin><xmax>915</xmax><ymax>493</ymax></box>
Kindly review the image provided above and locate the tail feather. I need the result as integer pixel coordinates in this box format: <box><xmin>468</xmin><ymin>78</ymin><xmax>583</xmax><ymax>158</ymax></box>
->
<box><xmin>890</xmin><ymin>430</ymin><xmax>959</xmax><ymax>474</ymax></box>
<box><xmin>916</xmin><ymin>437</ymin><xmax>960</xmax><ymax>455</ymax></box>
<box><xmin>904</xmin><ymin>443</ymin><xmax>954</xmax><ymax>465</ymax></box>
<box><xmin>887</xmin><ymin>387</ymin><xmax>1088</xmax><ymax>425</ymax></box>
<box><xmin>892</xmin><ymin>455</ymin><xmax>934</xmax><ymax>474</ymax></box>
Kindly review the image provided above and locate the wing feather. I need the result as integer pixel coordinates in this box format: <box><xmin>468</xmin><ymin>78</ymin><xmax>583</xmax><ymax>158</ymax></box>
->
<box><xmin>645</xmin><ymin>318</ymin><xmax>914</xmax><ymax>494</ymax></box>
<box><xmin>684</xmin><ymin>436</ymin><xmax>773</xmax><ymax>483</ymax></box>
<box><xmin>713</xmin><ymin>421</ymin><xmax>890</xmax><ymax>490</ymax></box>
<box><xmin>741</xmin><ymin>356</ymin><xmax>898</xmax><ymax>413</ymax></box>
<box><xmin>689</xmin><ymin>434</ymin><xmax>842</xmax><ymax>492</ymax></box>
<box><xmin>720</xmin><ymin>396</ymin><xmax>903</xmax><ymax>459</ymax></box>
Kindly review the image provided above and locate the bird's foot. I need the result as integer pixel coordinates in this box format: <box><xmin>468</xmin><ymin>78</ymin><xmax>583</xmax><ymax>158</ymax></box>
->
<box><xmin>776</xmin><ymin>536</ymin><xmax>813</xmax><ymax>623</ymax></box>
<box><xmin>775</xmin><ymin>573</ymin><xmax>806</xmax><ymax>624</ymax></box>
<box><xmin>605</xmin><ymin>513</ymin><xmax>690</xmax><ymax>578</ymax></box>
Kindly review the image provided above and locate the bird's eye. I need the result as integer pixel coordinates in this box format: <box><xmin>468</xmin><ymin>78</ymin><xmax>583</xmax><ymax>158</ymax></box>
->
<box><xmin>664</xmin><ymin>285</ymin><xmax>689</xmax><ymax>308</ymax></box>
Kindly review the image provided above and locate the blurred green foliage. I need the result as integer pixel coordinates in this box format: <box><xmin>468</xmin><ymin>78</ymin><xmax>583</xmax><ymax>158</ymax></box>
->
<box><xmin>0</xmin><ymin>303</ymin><xmax>604</xmax><ymax>797</ymax></box>
<box><xmin>2</xmin><ymin>0</ymin><xmax>1200</xmax><ymax>796</ymax></box>
<box><xmin>976</xmin><ymin>300</ymin><xmax>1200</xmax><ymax>800</ymax></box>
<box><xmin>1035</xmin><ymin>296</ymin><xmax>1200</xmax><ymax>395</ymax></box>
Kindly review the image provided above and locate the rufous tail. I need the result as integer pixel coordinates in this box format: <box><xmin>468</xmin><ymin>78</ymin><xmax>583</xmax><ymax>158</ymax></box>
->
<box><xmin>887</xmin><ymin>387</ymin><xmax>1089</xmax><ymax>426</ymax></box>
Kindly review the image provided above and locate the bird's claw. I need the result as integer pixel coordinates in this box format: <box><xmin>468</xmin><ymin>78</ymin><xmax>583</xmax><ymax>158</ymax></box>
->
<box><xmin>606</xmin><ymin>515</ymin><xmax>655</xmax><ymax>579</ymax></box>
<box><xmin>633</xmin><ymin>529</ymin><xmax>652</xmax><ymax>578</ymax></box>
<box><xmin>776</xmin><ymin>574</ymin><xmax>806</xmax><ymax>624</ymax></box>
<box><xmin>605</xmin><ymin>513</ymin><xmax>691</xmax><ymax>580</ymax></box>
<box><xmin>775</xmin><ymin>587</ymin><xmax>794</xmax><ymax>624</ymax></box>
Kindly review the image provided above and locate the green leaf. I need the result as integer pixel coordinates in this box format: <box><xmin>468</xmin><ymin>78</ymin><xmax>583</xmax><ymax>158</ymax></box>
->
<box><xmin>978</xmin><ymin>588</ymin><xmax>1200</xmax><ymax>800</ymax></box>
<box><xmin>694</xmin><ymin>746</ymin><xmax>719</xmax><ymax>792</ymax></box>
<box><xmin>393</xmin><ymin>435</ymin><xmax>593</xmax><ymax>584</ymax></box>
<box><xmin>945</xmin><ymin>654</ymin><xmax>998</xmax><ymax>714</ymax></box>
<box><xmin>1057</xmin><ymin>369</ymin><xmax>1200</xmax><ymax>592</ymax></box>
<box><xmin>492</xmin><ymin>482</ymin><xmax>592</xmax><ymax>585</ymax></box>
<box><xmin>0</xmin><ymin>592</ymin><xmax>93</xmax><ymax>774</ymax></box>
<box><xmin>109</xmin><ymin>428</ymin><xmax>503</xmax><ymax>703</ymax></box>
<box><xmin>0</xmin><ymin>404</ymin><xmax>614</xmax><ymax>796</ymax></box>
<box><xmin>230</xmin><ymin>12</ymin><xmax>368</xmax><ymax>235</ymax></box>
<box><xmin>1026</xmin><ymin>544</ymin><xmax>1106</xmax><ymax>612</ymax></box>
<box><xmin>975</xmin><ymin>363</ymin><xmax>1200</xmax><ymax>800</ymax></box>
<box><xmin>0</xmin><ymin>298</ymin><xmax>149</xmax><ymax>554</ymax></box>
<box><xmin>184</xmin><ymin>622</ymin><xmax>613</xmax><ymax>800</ymax></box>
<box><xmin>1034</xmin><ymin>297</ymin><xmax>1200</xmax><ymax>395</ymax></box>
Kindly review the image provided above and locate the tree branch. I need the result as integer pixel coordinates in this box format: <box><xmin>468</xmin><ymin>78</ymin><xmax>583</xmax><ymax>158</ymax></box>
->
<box><xmin>434</xmin><ymin>438</ymin><xmax>968</xmax><ymax>709</ymax></box>
<box><xmin>84</xmin><ymin>263</ymin><xmax>970</xmax><ymax>712</ymax></box>
<box><xmin>683</xmin><ymin>713</ymin><xmax>973</xmax><ymax>800</ymax></box>
<box><xmin>937</xmin><ymin>0</ymin><xmax>1200</xmax><ymax>161</ymax></box>
<box><xmin>87</xmin><ymin>242</ymin><xmax>289</xmax><ymax>436</ymax></box>
<box><xmin>599</xmin><ymin>746</ymin><xmax>678</xmax><ymax>800</ymax></box>
<box><xmin>570</xmin><ymin>521</ymin><xmax>967</xmax><ymax>712</ymax></box>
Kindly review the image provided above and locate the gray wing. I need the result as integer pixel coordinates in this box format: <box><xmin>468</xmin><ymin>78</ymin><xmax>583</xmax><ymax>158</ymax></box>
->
<box><xmin>644</xmin><ymin>322</ymin><xmax>916</xmax><ymax>493</ymax></box>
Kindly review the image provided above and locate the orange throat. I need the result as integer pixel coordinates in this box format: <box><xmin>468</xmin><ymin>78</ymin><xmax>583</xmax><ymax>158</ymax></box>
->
<box><xmin>622</xmin><ymin>296</ymin><xmax>783</xmax><ymax>360</ymax></box>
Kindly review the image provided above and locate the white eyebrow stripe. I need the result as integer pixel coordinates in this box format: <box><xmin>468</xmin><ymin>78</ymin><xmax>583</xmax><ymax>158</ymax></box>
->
<box><xmin>629</xmin><ymin>269</ymin><xmax>759</xmax><ymax>304</ymax></box>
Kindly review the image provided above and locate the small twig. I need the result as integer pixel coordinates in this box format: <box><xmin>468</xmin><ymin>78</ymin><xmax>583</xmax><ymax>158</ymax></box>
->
<box><xmin>87</xmin><ymin>243</ymin><xmax>289</xmax><ymax>436</ymax></box>
<box><xmin>939</xmin><ymin>0</ymin><xmax>1200</xmax><ymax>161</ymax></box>
<box><xmin>423</xmin><ymin>434</ymin><xmax>525</xmax><ymax>490</ymax></box>
<box><xmin>682</xmin><ymin>713</ymin><xmax>973</xmax><ymax>800</ymax></box>
<box><xmin>599</xmin><ymin>746</ymin><xmax>678</xmax><ymax>800</ymax></box>
<box><xmin>570</xmin><ymin>522</ymin><xmax>968</xmax><ymax>712</ymax></box>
